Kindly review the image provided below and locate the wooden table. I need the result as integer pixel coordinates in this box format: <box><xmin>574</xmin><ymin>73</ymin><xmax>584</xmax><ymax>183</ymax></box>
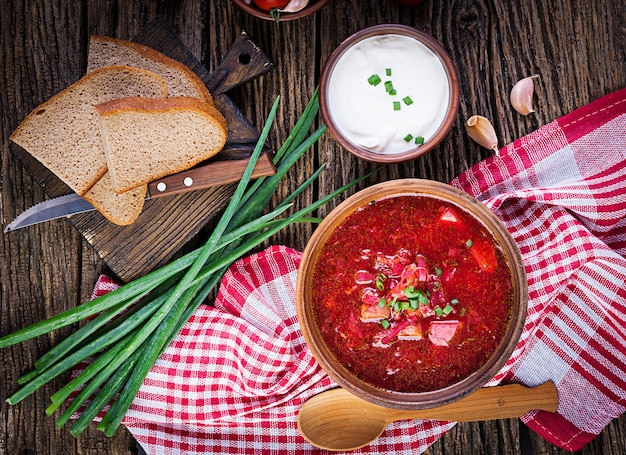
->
<box><xmin>1</xmin><ymin>1</ymin><xmax>625</xmax><ymax>454</ymax></box>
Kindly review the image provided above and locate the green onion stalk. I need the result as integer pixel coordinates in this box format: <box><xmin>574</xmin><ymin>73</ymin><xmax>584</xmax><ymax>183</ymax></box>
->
<box><xmin>0</xmin><ymin>89</ymin><xmax>370</xmax><ymax>437</ymax></box>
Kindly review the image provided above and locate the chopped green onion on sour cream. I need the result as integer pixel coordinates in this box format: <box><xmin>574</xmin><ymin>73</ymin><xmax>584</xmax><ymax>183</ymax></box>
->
<box><xmin>327</xmin><ymin>34</ymin><xmax>450</xmax><ymax>155</ymax></box>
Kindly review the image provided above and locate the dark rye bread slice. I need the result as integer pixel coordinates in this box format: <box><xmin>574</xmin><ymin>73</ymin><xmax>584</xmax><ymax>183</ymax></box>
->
<box><xmin>96</xmin><ymin>96</ymin><xmax>228</xmax><ymax>194</ymax></box>
<box><xmin>10</xmin><ymin>66</ymin><xmax>169</xmax><ymax>196</ymax></box>
<box><xmin>82</xmin><ymin>172</ymin><xmax>147</xmax><ymax>225</ymax></box>
<box><xmin>87</xmin><ymin>36</ymin><xmax>213</xmax><ymax>105</ymax></box>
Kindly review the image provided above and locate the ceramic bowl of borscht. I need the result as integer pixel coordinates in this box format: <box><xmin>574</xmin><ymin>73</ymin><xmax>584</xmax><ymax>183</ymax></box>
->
<box><xmin>319</xmin><ymin>24</ymin><xmax>460</xmax><ymax>163</ymax></box>
<box><xmin>296</xmin><ymin>179</ymin><xmax>527</xmax><ymax>409</ymax></box>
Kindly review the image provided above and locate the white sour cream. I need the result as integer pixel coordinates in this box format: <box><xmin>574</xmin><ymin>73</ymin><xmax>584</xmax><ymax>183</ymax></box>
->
<box><xmin>327</xmin><ymin>34</ymin><xmax>450</xmax><ymax>155</ymax></box>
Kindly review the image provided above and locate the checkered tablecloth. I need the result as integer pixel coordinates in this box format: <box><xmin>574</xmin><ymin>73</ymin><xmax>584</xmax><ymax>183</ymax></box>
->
<box><xmin>86</xmin><ymin>87</ymin><xmax>626</xmax><ymax>454</ymax></box>
<box><xmin>450</xmin><ymin>88</ymin><xmax>626</xmax><ymax>450</ymax></box>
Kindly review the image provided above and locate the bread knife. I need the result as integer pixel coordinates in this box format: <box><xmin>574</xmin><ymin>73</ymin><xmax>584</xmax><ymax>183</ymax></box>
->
<box><xmin>4</xmin><ymin>152</ymin><xmax>276</xmax><ymax>233</ymax></box>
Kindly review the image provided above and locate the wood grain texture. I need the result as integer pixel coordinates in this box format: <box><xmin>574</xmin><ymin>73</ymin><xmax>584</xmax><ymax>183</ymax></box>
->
<box><xmin>1</xmin><ymin>0</ymin><xmax>625</xmax><ymax>454</ymax></box>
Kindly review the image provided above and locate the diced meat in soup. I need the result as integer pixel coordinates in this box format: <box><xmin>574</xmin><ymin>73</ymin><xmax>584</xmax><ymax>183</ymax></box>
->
<box><xmin>398</xmin><ymin>324</ymin><xmax>424</xmax><ymax>340</ymax></box>
<box><xmin>429</xmin><ymin>320</ymin><xmax>460</xmax><ymax>346</ymax></box>
<box><xmin>360</xmin><ymin>303</ymin><xmax>390</xmax><ymax>322</ymax></box>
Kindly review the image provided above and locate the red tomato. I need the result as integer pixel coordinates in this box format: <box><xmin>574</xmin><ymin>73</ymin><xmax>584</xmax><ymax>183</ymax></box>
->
<box><xmin>469</xmin><ymin>239</ymin><xmax>498</xmax><ymax>272</ymax></box>
<box><xmin>253</xmin><ymin>0</ymin><xmax>289</xmax><ymax>10</ymax></box>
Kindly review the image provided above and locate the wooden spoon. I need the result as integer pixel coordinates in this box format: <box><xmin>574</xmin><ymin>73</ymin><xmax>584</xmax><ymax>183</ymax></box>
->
<box><xmin>297</xmin><ymin>382</ymin><xmax>558</xmax><ymax>451</ymax></box>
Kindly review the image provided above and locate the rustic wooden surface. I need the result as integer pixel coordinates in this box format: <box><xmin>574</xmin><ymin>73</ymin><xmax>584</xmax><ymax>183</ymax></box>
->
<box><xmin>1</xmin><ymin>0</ymin><xmax>625</xmax><ymax>454</ymax></box>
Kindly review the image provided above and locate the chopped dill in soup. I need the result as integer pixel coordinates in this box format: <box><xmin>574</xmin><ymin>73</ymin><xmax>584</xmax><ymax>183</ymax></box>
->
<box><xmin>311</xmin><ymin>195</ymin><xmax>513</xmax><ymax>392</ymax></box>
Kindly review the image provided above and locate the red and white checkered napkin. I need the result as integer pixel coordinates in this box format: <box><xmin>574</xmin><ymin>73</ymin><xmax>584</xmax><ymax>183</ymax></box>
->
<box><xmin>88</xmin><ymin>87</ymin><xmax>626</xmax><ymax>454</ymax></box>
<box><xmin>450</xmin><ymin>87</ymin><xmax>626</xmax><ymax>450</ymax></box>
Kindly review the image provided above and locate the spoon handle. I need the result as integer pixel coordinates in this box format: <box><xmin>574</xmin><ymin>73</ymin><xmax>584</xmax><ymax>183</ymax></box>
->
<box><xmin>386</xmin><ymin>382</ymin><xmax>558</xmax><ymax>423</ymax></box>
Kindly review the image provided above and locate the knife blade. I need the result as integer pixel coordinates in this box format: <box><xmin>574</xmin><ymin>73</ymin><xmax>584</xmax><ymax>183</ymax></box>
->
<box><xmin>4</xmin><ymin>151</ymin><xmax>276</xmax><ymax>233</ymax></box>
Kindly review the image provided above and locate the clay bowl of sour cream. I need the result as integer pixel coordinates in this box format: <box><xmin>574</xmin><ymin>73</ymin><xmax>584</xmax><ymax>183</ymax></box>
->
<box><xmin>296</xmin><ymin>179</ymin><xmax>528</xmax><ymax>409</ymax></box>
<box><xmin>319</xmin><ymin>24</ymin><xmax>460</xmax><ymax>163</ymax></box>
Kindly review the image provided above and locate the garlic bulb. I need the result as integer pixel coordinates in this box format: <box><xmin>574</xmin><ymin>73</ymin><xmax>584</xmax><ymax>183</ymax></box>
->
<box><xmin>510</xmin><ymin>74</ymin><xmax>539</xmax><ymax>115</ymax></box>
<box><xmin>280</xmin><ymin>0</ymin><xmax>309</xmax><ymax>12</ymax></box>
<box><xmin>466</xmin><ymin>115</ymin><xmax>499</xmax><ymax>155</ymax></box>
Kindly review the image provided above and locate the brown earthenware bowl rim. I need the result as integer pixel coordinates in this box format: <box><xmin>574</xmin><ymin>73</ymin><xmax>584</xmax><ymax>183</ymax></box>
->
<box><xmin>231</xmin><ymin>0</ymin><xmax>330</xmax><ymax>21</ymax></box>
<box><xmin>319</xmin><ymin>24</ymin><xmax>460</xmax><ymax>163</ymax></box>
<box><xmin>296</xmin><ymin>179</ymin><xmax>528</xmax><ymax>409</ymax></box>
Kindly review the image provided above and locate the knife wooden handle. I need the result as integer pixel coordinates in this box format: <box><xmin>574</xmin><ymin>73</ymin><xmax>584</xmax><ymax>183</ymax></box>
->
<box><xmin>147</xmin><ymin>151</ymin><xmax>276</xmax><ymax>198</ymax></box>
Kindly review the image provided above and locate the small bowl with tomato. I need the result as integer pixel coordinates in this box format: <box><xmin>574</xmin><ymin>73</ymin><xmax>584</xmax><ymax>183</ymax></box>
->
<box><xmin>231</xmin><ymin>0</ymin><xmax>330</xmax><ymax>22</ymax></box>
<box><xmin>296</xmin><ymin>179</ymin><xmax>528</xmax><ymax>409</ymax></box>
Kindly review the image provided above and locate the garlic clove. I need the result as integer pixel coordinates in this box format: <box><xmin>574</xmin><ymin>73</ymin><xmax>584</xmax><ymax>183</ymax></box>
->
<box><xmin>280</xmin><ymin>0</ymin><xmax>309</xmax><ymax>12</ymax></box>
<box><xmin>466</xmin><ymin>115</ymin><xmax>500</xmax><ymax>155</ymax></box>
<box><xmin>510</xmin><ymin>74</ymin><xmax>539</xmax><ymax>116</ymax></box>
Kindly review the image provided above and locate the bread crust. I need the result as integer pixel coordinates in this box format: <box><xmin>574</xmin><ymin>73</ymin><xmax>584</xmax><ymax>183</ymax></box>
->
<box><xmin>96</xmin><ymin>96</ymin><xmax>227</xmax><ymax>130</ymax></box>
<box><xmin>88</xmin><ymin>36</ymin><xmax>214</xmax><ymax>105</ymax></box>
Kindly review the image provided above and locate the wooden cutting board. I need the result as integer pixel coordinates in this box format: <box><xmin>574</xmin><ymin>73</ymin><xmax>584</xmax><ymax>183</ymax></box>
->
<box><xmin>9</xmin><ymin>17</ymin><xmax>274</xmax><ymax>282</ymax></box>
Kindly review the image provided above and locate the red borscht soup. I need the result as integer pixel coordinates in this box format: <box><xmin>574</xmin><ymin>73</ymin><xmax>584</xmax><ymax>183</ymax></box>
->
<box><xmin>311</xmin><ymin>195</ymin><xmax>513</xmax><ymax>393</ymax></box>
